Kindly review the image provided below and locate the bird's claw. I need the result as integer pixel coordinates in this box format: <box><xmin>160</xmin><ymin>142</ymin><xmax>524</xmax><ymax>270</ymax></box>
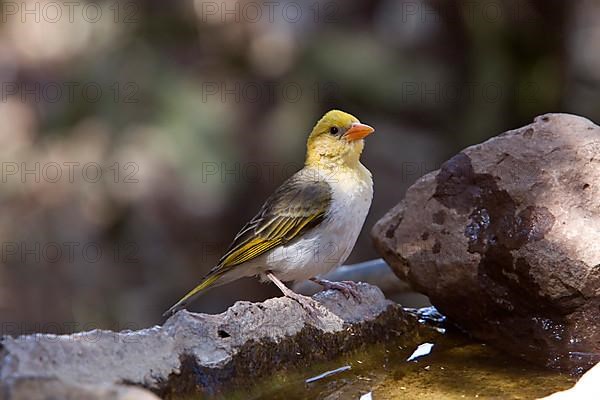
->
<box><xmin>288</xmin><ymin>292</ymin><xmax>327</xmax><ymax>320</ymax></box>
<box><xmin>314</xmin><ymin>279</ymin><xmax>362</xmax><ymax>302</ymax></box>
<box><xmin>266</xmin><ymin>272</ymin><xmax>327</xmax><ymax>320</ymax></box>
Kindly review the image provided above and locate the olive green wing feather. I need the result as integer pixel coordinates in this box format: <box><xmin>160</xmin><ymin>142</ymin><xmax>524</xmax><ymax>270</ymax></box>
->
<box><xmin>218</xmin><ymin>176</ymin><xmax>332</xmax><ymax>267</ymax></box>
<box><xmin>163</xmin><ymin>174</ymin><xmax>332</xmax><ymax>317</ymax></box>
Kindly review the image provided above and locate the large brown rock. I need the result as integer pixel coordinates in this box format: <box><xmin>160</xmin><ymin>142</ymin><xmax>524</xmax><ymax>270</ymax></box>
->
<box><xmin>372</xmin><ymin>113</ymin><xmax>600</xmax><ymax>373</ymax></box>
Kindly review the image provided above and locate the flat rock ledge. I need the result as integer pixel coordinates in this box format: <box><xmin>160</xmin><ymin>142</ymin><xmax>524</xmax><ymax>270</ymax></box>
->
<box><xmin>0</xmin><ymin>283</ymin><xmax>421</xmax><ymax>399</ymax></box>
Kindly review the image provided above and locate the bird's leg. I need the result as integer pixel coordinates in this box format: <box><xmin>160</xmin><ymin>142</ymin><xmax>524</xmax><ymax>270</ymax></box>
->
<box><xmin>310</xmin><ymin>277</ymin><xmax>362</xmax><ymax>302</ymax></box>
<box><xmin>266</xmin><ymin>272</ymin><xmax>324</xmax><ymax>317</ymax></box>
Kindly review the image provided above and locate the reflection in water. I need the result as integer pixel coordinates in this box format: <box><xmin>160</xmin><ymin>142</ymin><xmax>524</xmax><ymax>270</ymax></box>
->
<box><xmin>305</xmin><ymin>365</ymin><xmax>352</xmax><ymax>384</ymax></box>
<box><xmin>406</xmin><ymin>342</ymin><xmax>434</xmax><ymax>362</ymax></box>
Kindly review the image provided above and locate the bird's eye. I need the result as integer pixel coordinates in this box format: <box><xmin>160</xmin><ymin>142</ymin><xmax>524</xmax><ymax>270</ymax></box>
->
<box><xmin>329</xmin><ymin>126</ymin><xmax>339</xmax><ymax>135</ymax></box>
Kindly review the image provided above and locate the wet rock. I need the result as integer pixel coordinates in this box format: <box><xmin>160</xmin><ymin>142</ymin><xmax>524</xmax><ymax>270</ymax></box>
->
<box><xmin>0</xmin><ymin>283</ymin><xmax>420</xmax><ymax>398</ymax></box>
<box><xmin>372</xmin><ymin>113</ymin><xmax>600</xmax><ymax>373</ymax></box>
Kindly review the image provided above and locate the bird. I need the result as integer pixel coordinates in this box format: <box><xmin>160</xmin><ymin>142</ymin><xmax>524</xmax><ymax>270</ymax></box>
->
<box><xmin>163</xmin><ymin>109</ymin><xmax>375</xmax><ymax>318</ymax></box>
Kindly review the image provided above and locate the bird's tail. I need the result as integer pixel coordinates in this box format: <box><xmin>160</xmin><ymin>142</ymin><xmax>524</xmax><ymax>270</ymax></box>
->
<box><xmin>162</xmin><ymin>272</ymin><xmax>223</xmax><ymax>318</ymax></box>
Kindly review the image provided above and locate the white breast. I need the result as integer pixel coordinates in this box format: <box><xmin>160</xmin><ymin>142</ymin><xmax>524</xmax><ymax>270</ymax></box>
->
<box><xmin>262</xmin><ymin>164</ymin><xmax>373</xmax><ymax>282</ymax></box>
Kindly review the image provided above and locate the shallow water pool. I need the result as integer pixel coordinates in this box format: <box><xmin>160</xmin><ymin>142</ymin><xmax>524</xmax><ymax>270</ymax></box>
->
<box><xmin>183</xmin><ymin>328</ymin><xmax>575</xmax><ymax>400</ymax></box>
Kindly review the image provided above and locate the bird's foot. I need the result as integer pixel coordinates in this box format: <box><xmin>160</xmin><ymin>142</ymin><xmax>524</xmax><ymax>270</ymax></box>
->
<box><xmin>266</xmin><ymin>272</ymin><xmax>326</xmax><ymax>320</ymax></box>
<box><xmin>311</xmin><ymin>278</ymin><xmax>362</xmax><ymax>302</ymax></box>
<box><xmin>284</xmin><ymin>290</ymin><xmax>327</xmax><ymax>319</ymax></box>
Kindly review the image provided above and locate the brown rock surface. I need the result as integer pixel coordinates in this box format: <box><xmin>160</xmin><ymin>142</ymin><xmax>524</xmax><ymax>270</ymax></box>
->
<box><xmin>372</xmin><ymin>113</ymin><xmax>600</xmax><ymax>373</ymax></box>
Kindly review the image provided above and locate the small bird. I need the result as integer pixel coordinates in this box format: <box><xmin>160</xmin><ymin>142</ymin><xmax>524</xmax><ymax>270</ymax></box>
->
<box><xmin>163</xmin><ymin>110</ymin><xmax>375</xmax><ymax>317</ymax></box>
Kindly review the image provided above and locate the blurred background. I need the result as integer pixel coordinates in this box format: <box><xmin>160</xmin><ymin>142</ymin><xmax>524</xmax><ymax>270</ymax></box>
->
<box><xmin>0</xmin><ymin>0</ymin><xmax>598</xmax><ymax>334</ymax></box>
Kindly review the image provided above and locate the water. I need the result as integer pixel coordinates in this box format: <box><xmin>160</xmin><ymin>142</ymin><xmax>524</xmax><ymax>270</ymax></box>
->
<box><xmin>174</xmin><ymin>329</ymin><xmax>575</xmax><ymax>400</ymax></box>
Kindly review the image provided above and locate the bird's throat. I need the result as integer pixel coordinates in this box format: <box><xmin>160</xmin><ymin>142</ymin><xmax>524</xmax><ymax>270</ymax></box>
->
<box><xmin>305</xmin><ymin>140</ymin><xmax>364</xmax><ymax>171</ymax></box>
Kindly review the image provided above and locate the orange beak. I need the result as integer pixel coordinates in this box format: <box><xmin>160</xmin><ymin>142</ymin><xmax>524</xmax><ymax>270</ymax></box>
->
<box><xmin>343</xmin><ymin>122</ymin><xmax>375</xmax><ymax>142</ymax></box>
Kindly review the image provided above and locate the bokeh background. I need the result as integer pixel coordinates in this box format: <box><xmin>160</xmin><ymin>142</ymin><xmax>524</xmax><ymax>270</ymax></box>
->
<box><xmin>0</xmin><ymin>0</ymin><xmax>598</xmax><ymax>334</ymax></box>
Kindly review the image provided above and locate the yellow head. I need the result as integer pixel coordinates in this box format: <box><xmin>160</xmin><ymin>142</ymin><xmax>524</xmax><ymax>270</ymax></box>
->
<box><xmin>305</xmin><ymin>110</ymin><xmax>375</xmax><ymax>169</ymax></box>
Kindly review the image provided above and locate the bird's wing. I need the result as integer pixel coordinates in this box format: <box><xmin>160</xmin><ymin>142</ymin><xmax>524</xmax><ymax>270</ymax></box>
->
<box><xmin>215</xmin><ymin>172</ymin><xmax>332</xmax><ymax>271</ymax></box>
<box><xmin>162</xmin><ymin>172</ymin><xmax>332</xmax><ymax>318</ymax></box>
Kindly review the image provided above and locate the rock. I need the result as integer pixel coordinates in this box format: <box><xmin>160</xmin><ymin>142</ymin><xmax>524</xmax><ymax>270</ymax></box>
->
<box><xmin>372</xmin><ymin>113</ymin><xmax>600</xmax><ymax>373</ymax></box>
<box><xmin>0</xmin><ymin>283</ymin><xmax>421</xmax><ymax>398</ymax></box>
<box><xmin>540</xmin><ymin>362</ymin><xmax>600</xmax><ymax>399</ymax></box>
<box><xmin>4</xmin><ymin>379</ymin><xmax>160</xmax><ymax>400</ymax></box>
